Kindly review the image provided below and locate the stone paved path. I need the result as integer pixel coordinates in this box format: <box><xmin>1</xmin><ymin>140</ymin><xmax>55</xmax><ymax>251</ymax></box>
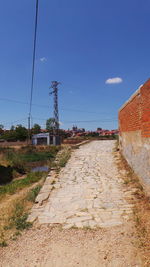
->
<box><xmin>30</xmin><ymin>140</ymin><xmax>133</xmax><ymax>229</ymax></box>
<box><xmin>2</xmin><ymin>141</ymin><xmax>143</xmax><ymax>267</ymax></box>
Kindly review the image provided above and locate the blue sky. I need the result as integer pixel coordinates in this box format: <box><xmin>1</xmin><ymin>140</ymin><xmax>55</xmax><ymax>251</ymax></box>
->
<box><xmin>0</xmin><ymin>0</ymin><xmax>150</xmax><ymax>130</ymax></box>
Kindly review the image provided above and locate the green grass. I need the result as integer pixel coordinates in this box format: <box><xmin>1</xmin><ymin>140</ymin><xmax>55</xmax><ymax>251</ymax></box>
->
<box><xmin>58</xmin><ymin>149</ymin><xmax>71</xmax><ymax>168</ymax></box>
<box><xmin>14</xmin><ymin>213</ymin><xmax>31</xmax><ymax>230</ymax></box>
<box><xmin>19</xmin><ymin>151</ymin><xmax>56</xmax><ymax>162</ymax></box>
<box><xmin>4</xmin><ymin>151</ymin><xmax>56</xmax><ymax>172</ymax></box>
<box><xmin>0</xmin><ymin>145</ymin><xmax>60</xmax><ymax>186</ymax></box>
<box><xmin>3</xmin><ymin>146</ymin><xmax>60</xmax><ymax>171</ymax></box>
<box><xmin>8</xmin><ymin>202</ymin><xmax>32</xmax><ymax>231</ymax></box>
<box><xmin>26</xmin><ymin>185</ymin><xmax>42</xmax><ymax>202</ymax></box>
<box><xmin>0</xmin><ymin>172</ymin><xmax>46</xmax><ymax>196</ymax></box>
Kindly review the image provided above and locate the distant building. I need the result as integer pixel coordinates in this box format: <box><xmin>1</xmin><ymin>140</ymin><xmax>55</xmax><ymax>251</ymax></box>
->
<box><xmin>97</xmin><ymin>128</ymin><xmax>102</xmax><ymax>132</ymax></box>
<box><xmin>32</xmin><ymin>133</ymin><xmax>61</xmax><ymax>146</ymax></box>
<box><xmin>96</xmin><ymin>128</ymin><xmax>119</xmax><ymax>136</ymax></box>
<box><xmin>72</xmin><ymin>126</ymin><xmax>85</xmax><ymax>134</ymax></box>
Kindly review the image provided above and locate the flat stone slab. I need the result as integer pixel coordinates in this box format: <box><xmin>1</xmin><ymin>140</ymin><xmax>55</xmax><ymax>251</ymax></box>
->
<box><xmin>28</xmin><ymin>141</ymin><xmax>133</xmax><ymax>228</ymax></box>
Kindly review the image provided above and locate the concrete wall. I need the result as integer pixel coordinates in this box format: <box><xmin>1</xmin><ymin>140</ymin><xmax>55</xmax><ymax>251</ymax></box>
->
<box><xmin>119</xmin><ymin>79</ymin><xmax>150</xmax><ymax>194</ymax></box>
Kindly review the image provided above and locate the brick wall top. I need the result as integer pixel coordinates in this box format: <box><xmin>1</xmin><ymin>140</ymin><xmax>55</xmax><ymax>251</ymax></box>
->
<box><xmin>119</xmin><ymin>88</ymin><xmax>140</xmax><ymax>113</ymax></box>
<box><xmin>119</xmin><ymin>79</ymin><xmax>150</xmax><ymax>137</ymax></box>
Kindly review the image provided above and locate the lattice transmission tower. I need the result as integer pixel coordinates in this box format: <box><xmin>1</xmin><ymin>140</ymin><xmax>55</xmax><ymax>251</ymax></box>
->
<box><xmin>49</xmin><ymin>81</ymin><xmax>61</xmax><ymax>134</ymax></box>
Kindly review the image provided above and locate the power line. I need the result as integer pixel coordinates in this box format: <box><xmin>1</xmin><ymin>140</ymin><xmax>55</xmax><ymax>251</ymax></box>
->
<box><xmin>0</xmin><ymin>97</ymin><xmax>49</xmax><ymax>108</ymax></box>
<box><xmin>0</xmin><ymin>97</ymin><xmax>118</xmax><ymax>116</ymax></box>
<box><xmin>32</xmin><ymin>117</ymin><xmax>118</xmax><ymax>123</ymax></box>
<box><xmin>2</xmin><ymin>118</ymin><xmax>28</xmax><ymax>127</ymax></box>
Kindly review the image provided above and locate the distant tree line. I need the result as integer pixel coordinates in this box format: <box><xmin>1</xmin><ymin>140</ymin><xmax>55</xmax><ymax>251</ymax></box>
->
<box><xmin>0</xmin><ymin>118</ymin><xmax>70</xmax><ymax>142</ymax></box>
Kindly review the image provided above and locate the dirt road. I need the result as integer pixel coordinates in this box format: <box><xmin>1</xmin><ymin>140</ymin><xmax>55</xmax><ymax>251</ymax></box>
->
<box><xmin>1</xmin><ymin>141</ymin><xmax>142</xmax><ymax>266</ymax></box>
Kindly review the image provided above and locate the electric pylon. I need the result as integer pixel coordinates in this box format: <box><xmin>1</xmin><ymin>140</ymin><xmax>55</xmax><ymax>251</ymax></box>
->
<box><xmin>50</xmin><ymin>81</ymin><xmax>61</xmax><ymax>134</ymax></box>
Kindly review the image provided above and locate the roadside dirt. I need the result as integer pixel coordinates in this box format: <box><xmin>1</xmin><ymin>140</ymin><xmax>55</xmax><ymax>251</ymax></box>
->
<box><xmin>0</xmin><ymin>223</ymin><xmax>142</xmax><ymax>267</ymax></box>
<box><xmin>116</xmin><ymin>151</ymin><xmax>150</xmax><ymax>266</ymax></box>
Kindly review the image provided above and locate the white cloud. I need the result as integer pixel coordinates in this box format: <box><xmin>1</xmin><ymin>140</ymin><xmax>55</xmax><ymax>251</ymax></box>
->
<box><xmin>105</xmin><ymin>77</ymin><xmax>123</xmax><ymax>84</ymax></box>
<box><xmin>40</xmin><ymin>57</ymin><xmax>47</xmax><ymax>62</ymax></box>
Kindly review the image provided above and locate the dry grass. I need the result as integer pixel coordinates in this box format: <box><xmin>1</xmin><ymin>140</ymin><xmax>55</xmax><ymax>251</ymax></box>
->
<box><xmin>0</xmin><ymin>146</ymin><xmax>69</xmax><ymax>246</ymax></box>
<box><xmin>116</xmin><ymin>150</ymin><xmax>150</xmax><ymax>266</ymax></box>
<box><xmin>0</xmin><ymin>179</ymin><xmax>45</xmax><ymax>246</ymax></box>
<box><xmin>51</xmin><ymin>146</ymin><xmax>72</xmax><ymax>172</ymax></box>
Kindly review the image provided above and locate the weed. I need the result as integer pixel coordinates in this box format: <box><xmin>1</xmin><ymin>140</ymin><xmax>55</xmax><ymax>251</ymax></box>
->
<box><xmin>80</xmin><ymin>208</ymin><xmax>88</xmax><ymax>212</ymax></box>
<box><xmin>11</xmin><ymin>236</ymin><xmax>17</xmax><ymax>241</ymax></box>
<box><xmin>10</xmin><ymin>231</ymin><xmax>21</xmax><ymax>241</ymax></box>
<box><xmin>26</xmin><ymin>185</ymin><xmax>42</xmax><ymax>202</ymax></box>
<box><xmin>70</xmin><ymin>225</ymin><xmax>78</xmax><ymax>229</ymax></box>
<box><xmin>83</xmin><ymin>226</ymin><xmax>91</xmax><ymax>230</ymax></box>
<box><xmin>9</xmin><ymin>202</ymin><xmax>32</xmax><ymax>231</ymax></box>
<box><xmin>123</xmin><ymin>178</ymin><xmax>131</xmax><ymax>185</ymax></box>
<box><xmin>135</xmin><ymin>215</ymin><xmax>140</xmax><ymax>225</ymax></box>
<box><xmin>0</xmin><ymin>240</ymin><xmax>8</xmax><ymax>247</ymax></box>
<box><xmin>137</xmin><ymin>184</ymin><xmax>144</xmax><ymax>191</ymax></box>
<box><xmin>113</xmin><ymin>139</ymin><xmax>119</xmax><ymax>152</ymax></box>
<box><xmin>15</xmin><ymin>231</ymin><xmax>21</xmax><ymax>236</ymax></box>
<box><xmin>58</xmin><ymin>148</ymin><xmax>71</xmax><ymax>168</ymax></box>
<box><xmin>49</xmin><ymin>147</ymin><xmax>71</xmax><ymax>174</ymax></box>
<box><xmin>0</xmin><ymin>232</ymin><xmax>8</xmax><ymax>247</ymax></box>
<box><xmin>14</xmin><ymin>213</ymin><xmax>32</xmax><ymax>230</ymax></box>
<box><xmin>3</xmin><ymin>225</ymin><xmax>12</xmax><ymax>230</ymax></box>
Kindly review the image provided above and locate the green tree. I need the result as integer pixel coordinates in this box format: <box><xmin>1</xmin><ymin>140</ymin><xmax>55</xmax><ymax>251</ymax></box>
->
<box><xmin>46</xmin><ymin>118</ymin><xmax>57</xmax><ymax>132</ymax></box>
<box><xmin>15</xmin><ymin>125</ymin><xmax>28</xmax><ymax>141</ymax></box>
<box><xmin>0</xmin><ymin>124</ymin><xmax>4</xmax><ymax>135</ymax></box>
<box><xmin>32</xmin><ymin>124</ymin><xmax>41</xmax><ymax>134</ymax></box>
<box><xmin>2</xmin><ymin>130</ymin><xmax>17</xmax><ymax>142</ymax></box>
<box><xmin>10</xmin><ymin>125</ymin><xmax>15</xmax><ymax>131</ymax></box>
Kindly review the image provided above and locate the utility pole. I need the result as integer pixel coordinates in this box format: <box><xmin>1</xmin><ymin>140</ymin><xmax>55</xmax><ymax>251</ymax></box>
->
<box><xmin>28</xmin><ymin>0</ymin><xmax>39</xmax><ymax>144</ymax></box>
<box><xmin>28</xmin><ymin>116</ymin><xmax>31</xmax><ymax>144</ymax></box>
<box><xmin>50</xmin><ymin>81</ymin><xmax>61</xmax><ymax>133</ymax></box>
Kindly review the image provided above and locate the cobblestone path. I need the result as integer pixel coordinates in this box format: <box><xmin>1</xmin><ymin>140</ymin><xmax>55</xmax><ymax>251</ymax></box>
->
<box><xmin>30</xmin><ymin>140</ymin><xmax>133</xmax><ymax>229</ymax></box>
<box><xmin>2</xmin><ymin>141</ymin><xmax>143</xmax><ymax>267</ymax></box>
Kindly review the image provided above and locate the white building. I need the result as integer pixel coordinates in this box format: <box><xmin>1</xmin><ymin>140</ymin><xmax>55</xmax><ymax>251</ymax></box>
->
<box><xmin>32</xmin><ymin>133</ymin><xmax>61</xmax><ymax>146</ymax></box>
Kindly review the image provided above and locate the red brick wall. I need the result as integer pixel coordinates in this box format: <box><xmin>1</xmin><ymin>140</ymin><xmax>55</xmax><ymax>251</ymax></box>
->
<box><xmin>119</xmin><ymin>79</ymin><xmax>150</xmax><ymax>138</ymax></box>
<box><xmin>141</xmin><ymin>80</ymin><xmax>150</xmax><ymax>137</ymax></box>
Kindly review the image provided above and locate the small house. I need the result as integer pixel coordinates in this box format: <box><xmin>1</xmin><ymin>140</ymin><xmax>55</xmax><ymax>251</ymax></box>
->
<box><xmin>32</xmin><ymin>133</ymin><xmax>61</xmax><ymax>146</ymax></box>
